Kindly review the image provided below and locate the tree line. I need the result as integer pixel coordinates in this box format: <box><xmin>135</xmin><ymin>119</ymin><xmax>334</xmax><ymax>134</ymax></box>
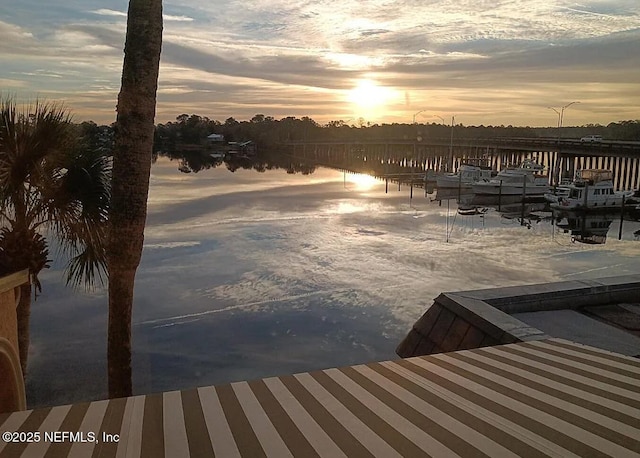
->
<box><xmin>73</xmin><ymin>115</ymin><xmax>639</xmax><ymax>158</ymax></box>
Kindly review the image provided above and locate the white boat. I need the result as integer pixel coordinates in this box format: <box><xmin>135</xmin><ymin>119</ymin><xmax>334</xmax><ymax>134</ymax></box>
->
<box><xmin>555</xmin><ymin>210</ymin><xmax>615</xmax><ymax>244</ymax></box>
<box><xmin>550</xmin><ymin>169</ymin><xmax>632</xmax><ymax>211</ymax></box>
<box><xmin>472</xmin><ymin>159</ymin><xmax>549</xmax><ymax>196</ymax></box>
<box><xmin>436</xmin><ymin>164</ymin><xmax>494</xmax><ymax>189</ymax></box>
<box><xmin>423</xmin><ymin>169</ymin><xmax>439</xmax><ymax>184</ymax></box>
<box><xmin>544</xmin><ymin>180</ymin><xmax>572</xmax><ymax>204</ymax></box>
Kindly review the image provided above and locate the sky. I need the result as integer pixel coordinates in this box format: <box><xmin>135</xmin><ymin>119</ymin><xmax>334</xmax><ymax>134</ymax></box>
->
<box><xmin>1</xmin><ymin>0</ymin><xmax>640</xmax><ymax>127</ymax></box>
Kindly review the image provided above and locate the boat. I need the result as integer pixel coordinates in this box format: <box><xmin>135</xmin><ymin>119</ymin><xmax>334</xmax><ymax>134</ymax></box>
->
<box><xmin>457</xmin><ymin>204</ymin><xmax>488</xmax><ymax>216</ymax></box>
<box><xmin>550</xmin><ymin>169</ymin><xmax>633</xmax><ymax>211</ymax></box>
<box><xmin>436</xmin><ymin>163</ymin><xmax>494</xmax><ymax>189</ymax></box>
<box><xmin>472</xmin><ymin>159</ymin><xmax>549</xmax><ymax>196</ymax></box>
<box><xmin>544</xmin><ymin>180</ymin><xmax>572</xmax><ymax>204</ymax></box>
<box><xmin>626</xmin><ymin>189</ymin><xmax>640</xmax><ymax>206</ymax></box>
<box><xmin>423</xmin><ymin>169</ymin><xmax>439</xmax><ymax>184</ymax></box>
<box><xmin>555</xmin><ymin>210</ymin><xmax>615</xmax><ymax>244</ymax></box>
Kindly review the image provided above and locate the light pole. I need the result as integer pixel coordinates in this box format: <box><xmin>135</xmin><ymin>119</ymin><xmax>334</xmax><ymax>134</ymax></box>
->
<box><xmin>547</xmin><ymin>107</ymin><xmax>561</xmax><ymax>132</ymax></box>
<box><xmin>433</xmin><ymin>115</ymin><xmax>454</xmax><ymax>171</ymax></box>
<box><xmin>560</xmin><ymin>101</ymin><xmax>579</xmax><ymax>135</ymax></box>
<box><xmin>413</xmin><ymin>110</ymin><xmax>427</xmax><ymax>124</ymax></box>
<box><xmin>448</xmin><ymin>115</ymin><xmax>455</xmax><ymax>172</ymax></box>
<box><xmin>547</xmin><ymin>101</ymin><xmax>579</xmax><ymax>185</ymax></box>
<box><xmin>547</xmin><ymin>101</ymin><xmax>580</xmax><ymax>139</ymax></box>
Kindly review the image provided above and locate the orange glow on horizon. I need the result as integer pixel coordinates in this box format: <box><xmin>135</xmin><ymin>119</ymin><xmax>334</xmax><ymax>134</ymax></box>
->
<box><xmin>347</xmin><ymin>79</ymin><xmax>397</xmax><ymax>119</ymax></box>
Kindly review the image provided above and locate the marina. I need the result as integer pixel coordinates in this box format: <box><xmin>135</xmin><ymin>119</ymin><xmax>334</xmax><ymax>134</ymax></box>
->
<box><xmin>471</xmin><ymin>159</ymin><xmax>549</xmax><ymax>196</ymax></box>
<box><xmin>435</xmin><ymin>161</ymin><xmax>493</xmax><ymax>189</ymax></box>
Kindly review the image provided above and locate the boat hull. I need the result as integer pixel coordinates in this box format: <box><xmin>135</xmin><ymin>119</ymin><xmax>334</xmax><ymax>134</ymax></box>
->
<box><xmin>472</xmin><ymin>182</ymin><xmax>549</xmax><ymax>196</ymax></box>
<box><xmin>436</xmin><ymin>175</ymin><xmax>474</xmax><ymax>188</ymax></box>
<box><xmin>550</xmin><ymin>197</ymin><xmax>627</xmax><ymax>211</ymax></box>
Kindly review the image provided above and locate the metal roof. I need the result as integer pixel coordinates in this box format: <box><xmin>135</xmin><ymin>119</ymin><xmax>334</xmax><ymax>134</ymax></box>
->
<box><xmin>1</xmin><ymin>338</ymin><xmax>639</xmax><ymax>457</ymax></box>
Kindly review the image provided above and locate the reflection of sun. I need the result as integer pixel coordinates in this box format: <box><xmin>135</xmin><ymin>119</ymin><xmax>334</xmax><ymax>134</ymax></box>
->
<box><xmin>348</xmin><ymin>173</ymin><xmax>379</xmax><ymax>190</ymax></box>
<box><xmin>347</xmin><ymin>79</ymin><xmax>394</xmax><ymax>113</ymax></box>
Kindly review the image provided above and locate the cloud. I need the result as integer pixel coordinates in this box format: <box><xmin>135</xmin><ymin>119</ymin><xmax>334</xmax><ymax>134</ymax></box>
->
<box><xmin>2</xmin><ymin>0</ymin><xmax>640</xmax><ymax>125</ymax></box>
<box><xmin>163</xmin><ymin>14</ymin><xmax>194</xmax><ymax>22</ymax></box>
<box><xmin>0</xmin><ymin>20</ymin><xmax>36</xmax><ymax>53</ymax></box>
<box><xmin>91</xmin><ymin>9</ymin><xmax>126</xmax><ymax>17</ymax></box>
<box><xmin>0</xmin><ymin>78</ymin><xmax>28</xmax><ymax>88</ymax></box>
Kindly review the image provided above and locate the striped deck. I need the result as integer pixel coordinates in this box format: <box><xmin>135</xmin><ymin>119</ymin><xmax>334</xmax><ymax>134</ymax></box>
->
<box><xmin>2</xmin><ymin>338</ymin><xmax>640</xmax><ymax>457</ymax></box>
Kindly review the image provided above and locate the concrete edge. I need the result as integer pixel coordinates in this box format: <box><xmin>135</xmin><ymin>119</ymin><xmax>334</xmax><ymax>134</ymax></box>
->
<box><xmin>446</xmin><ymin>275</ymin><xmax>640</xmax><ymax>314</ymax></box>
<box><xmin>441</xmin><ymin>293</ymin><xmax>549</xmax><ymax>341</ymax></box>
<box><xmin>395</xmin><ymin>276</ymin><xmax>640</xmax><ymax>358</ymax></box>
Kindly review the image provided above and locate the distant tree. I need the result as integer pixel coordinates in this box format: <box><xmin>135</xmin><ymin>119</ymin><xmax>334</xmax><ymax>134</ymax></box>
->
<box><xmin>0</xmin><ymin>98</ymin><xmax>110</xmax><ymax>375</ymax></box>
<box><xmin>77</xmin><ymin>121</ymin><xmax>114</xmax><ymax>152</ymax></box>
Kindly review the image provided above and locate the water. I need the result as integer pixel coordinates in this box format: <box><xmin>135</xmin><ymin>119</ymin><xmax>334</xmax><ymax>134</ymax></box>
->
<box><xmin>26</xmin><ymin>157</ymin><xmax>640</xmax><ymax>408</ymax></box>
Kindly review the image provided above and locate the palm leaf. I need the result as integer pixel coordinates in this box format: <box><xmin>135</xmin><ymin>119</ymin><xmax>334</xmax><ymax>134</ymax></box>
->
<box><xmin>0</xmin><ymin>97</ymin><xmax>110</xmax><ymax>292</ymax></box>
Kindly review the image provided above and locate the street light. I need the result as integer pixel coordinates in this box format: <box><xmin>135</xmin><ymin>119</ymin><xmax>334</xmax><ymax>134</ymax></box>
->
<box><xmin>413</xmin><ymin>110</ymin><xmax>427</xmax><ymax>124</ymax></box>
<box><xmin>448</xmin><ymin>115</ymin><xmax>455</xmax><ymax>172</ymax></box>
<box><xmin>547</xmin><ymin>101</ymin><xmax>580</xmax><ymax>139</ymax></box>
<box><xmin>547</xmin><ymin>101</ymin><xmax>579</xmax><ymax>185</ymax></box>
<box><xmin>560</xmin><ymin>101</ymin><xmax>580</xmax><ymax>133</ymax></box>
<box><xmin>547</xmin><ymin>107</ymin><xmax>561</xmax><ymax>131</ymax></box>
<box><xmin>433</xmin><ymin>115</ymin><xmax>455</xmax><ymax>171</ymax></box>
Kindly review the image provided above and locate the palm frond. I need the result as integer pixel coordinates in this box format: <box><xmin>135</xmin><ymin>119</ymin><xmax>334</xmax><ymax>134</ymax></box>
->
<box><xmin>64</xmin><ymin>234</ymin><xmax>108</xmax><ymax>290</ymax></box>
<box><xmin>0</xmin><ymin>226</ymin><xmax>51</xmax><ymax>295</ymax></box>
<box><xmin>0</xmin><ymin>97</ymin><xmax>110</xmax><ymax>293</ymax></box>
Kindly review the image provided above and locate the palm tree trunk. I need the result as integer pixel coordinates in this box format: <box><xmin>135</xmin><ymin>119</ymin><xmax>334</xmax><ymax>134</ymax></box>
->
<box><xmin>16</xmin><ymin>283</ymin><xmax>32</xmax><ymax>376</ymax></box>
<box><xmin>107</xmin><ymin>0</ymin><xmax>163</xmax><ymax>399</ymax></box>
<box><xmin>107</xmin><ymin>268</ymin><xmax>135</xmax><ymax>397</ymax></box>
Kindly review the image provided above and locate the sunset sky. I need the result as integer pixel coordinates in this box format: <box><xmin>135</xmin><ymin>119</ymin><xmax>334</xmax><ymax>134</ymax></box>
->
<box><xmin>1</xmin><ymin>0</ymin><xmax>639</xmax><ymax>127</ymax></box>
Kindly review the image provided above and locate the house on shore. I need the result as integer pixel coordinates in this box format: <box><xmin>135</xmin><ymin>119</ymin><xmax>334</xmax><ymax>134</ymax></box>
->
<box><xmin>227</xmin><ymin>140</ymin><xmax>256</xmax><ymax>157</ymax></box>
<box><xmin>206</xmin><ymin>133</ymin><xmax>224</xmax><ymax>145</ymax></box>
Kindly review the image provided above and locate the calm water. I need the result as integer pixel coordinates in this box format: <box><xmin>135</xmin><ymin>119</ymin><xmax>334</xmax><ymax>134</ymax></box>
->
<box><xmin>27</xmin><ymin>157</ymin><xmax>640</xmax><ymax>408</ymax></box>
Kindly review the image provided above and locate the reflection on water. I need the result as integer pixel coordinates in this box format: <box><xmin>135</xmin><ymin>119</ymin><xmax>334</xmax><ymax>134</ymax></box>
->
<box><xmin>27</xmin><ymin>156</ymin><xmax>640</xmax><ymax>408</ymax></box>
<box><xmin>555</xmin><ymin>212</ymin><xmax>615</xmax><ymax>245</ymax></box>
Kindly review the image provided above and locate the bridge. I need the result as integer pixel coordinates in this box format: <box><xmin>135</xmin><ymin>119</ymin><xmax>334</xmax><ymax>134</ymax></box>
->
<box><xmin>284</xmin><ymin>137</ymin><xmax>640</xmax><ymax>190</ymax></box>
<box><xmin>285</xmin><ymin>137</ymin><xmax>640</xmax><ymax>158</ymax></box>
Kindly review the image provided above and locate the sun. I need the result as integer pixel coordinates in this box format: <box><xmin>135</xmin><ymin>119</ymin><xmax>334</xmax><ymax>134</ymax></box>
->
<box><xmin>348</xmin><ymin>173</ymin><xmax>379</xmax><ymax>191</ymax></box>
<box><xmin>347</xmin><ymin>79</ymin><xmax>394</xmax><ymax>112</ymax></box>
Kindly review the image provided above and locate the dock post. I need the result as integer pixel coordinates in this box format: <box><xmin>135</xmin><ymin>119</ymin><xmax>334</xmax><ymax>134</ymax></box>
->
<box><xmin>619</xmin><ymin>195</ymin><xmax>625</xmax><ymax>240</ymax></box>
<box><xmin>521</xmin><ymin>175</ymin><xmax>527</xmax><ymax>225</ymax></box>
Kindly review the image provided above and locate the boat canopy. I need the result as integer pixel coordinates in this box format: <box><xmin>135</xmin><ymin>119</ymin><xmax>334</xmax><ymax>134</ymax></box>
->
<box><xmin>577</xmin><ymin>169</ymin><xmax>613</xmax><ymax>183</ymax></box>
